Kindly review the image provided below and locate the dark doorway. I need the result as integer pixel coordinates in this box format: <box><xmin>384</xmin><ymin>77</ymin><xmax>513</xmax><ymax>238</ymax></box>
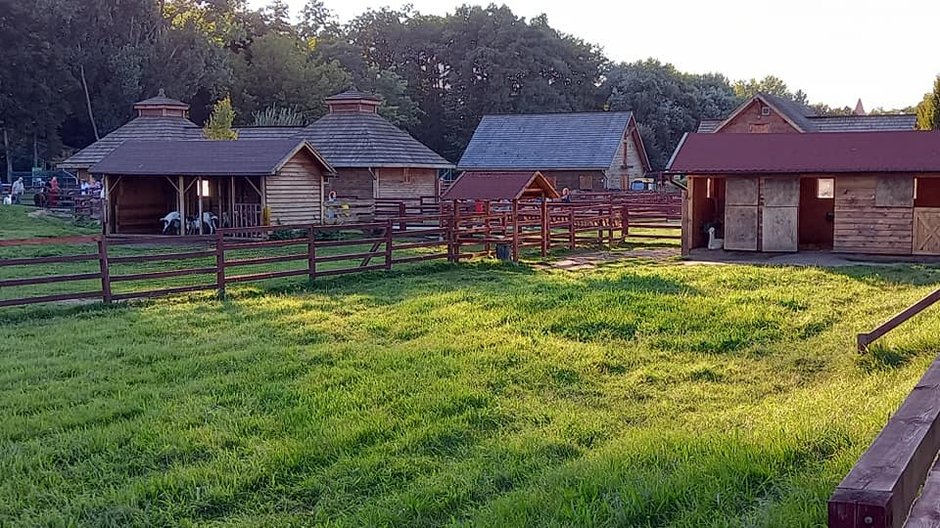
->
<box><xmin>798</xmin><ymin>177</ymin><xmax>835</xmax><ymax>249</ymax></box>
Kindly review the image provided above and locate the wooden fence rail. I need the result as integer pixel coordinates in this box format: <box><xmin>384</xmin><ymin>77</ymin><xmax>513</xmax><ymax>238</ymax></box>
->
<box><xmin>829</xmin><ymin>355</ymin><xmax>940</xmax><ymax>528</ymax></box>
<box><xmin>857</xmin><ymin>288</ymin><xmax>940</xmax><ymax>352</ymax></box>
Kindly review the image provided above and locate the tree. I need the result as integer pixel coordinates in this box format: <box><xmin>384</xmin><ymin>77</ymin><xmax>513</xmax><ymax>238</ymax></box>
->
<box><xmin>203</xmin><ymin>96</ymin><xmax>238</xmax><ymax>139</ymax></box>
<box><xmin>231</xmin><ymin>32</ymin><xmax>347</xmax><ymax>122</ymax></box>
<box><xmin>606</xmin><ymin>59</ymin><xmax>739</xmax><ymax>169</ymax></box>
<box><xmin>251</xmin><ymin>105</ymin><xmax>305</xmax><ymax>126</ymax></box>
<box><xmin>917</xmin><ymin>77</ymin><xmax>940</xmax><ymax>130</ymax></box>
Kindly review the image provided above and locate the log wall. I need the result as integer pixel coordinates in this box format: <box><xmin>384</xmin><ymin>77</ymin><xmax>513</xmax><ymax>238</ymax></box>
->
<box><xmin>833</xmin><ymin>175</ymin><xmax>913</xmax><ymax>255</ymax></box>
<box><xmin>265</xmin><ymin>152</ymin><xmax>325</xmax><ymax>225</ymax></box>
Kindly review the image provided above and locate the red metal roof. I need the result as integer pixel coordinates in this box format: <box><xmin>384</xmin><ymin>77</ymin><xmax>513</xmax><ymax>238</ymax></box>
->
<box><xmin>667</xmin><ymin>131</ymin><xmax>940</xmax><ymax>174</ymax></box>
<box><xmin>442</xmin><ymin>171</ymin><xmax>559</xmax><ymax>200</ymax></box>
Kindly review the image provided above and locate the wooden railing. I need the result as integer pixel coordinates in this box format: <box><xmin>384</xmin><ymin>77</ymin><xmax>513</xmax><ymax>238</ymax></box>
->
<box><xmin>829</xmin><ymin>355</ymin><xmax>940</xmax><ymax>528</ymax></box>
<box><xmin>0</xmin><ymin>219</ymin><xmax>452</xmax><ymax>309</ymax></box>
<box><xmin>857</xmin><ymin>289</ymin><xmax>940</xmax><ymax>352</ymax></box>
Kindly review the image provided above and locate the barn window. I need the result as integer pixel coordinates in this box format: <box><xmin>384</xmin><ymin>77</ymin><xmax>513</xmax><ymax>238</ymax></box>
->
<box><xmin>578</xmin><ymin>174</ymin><xmax>593</xmax><ymax>191</ymax></box>
<box><xmin>198</xmin><ymin>179</ymin><xmax>211</xmax><ymax>197</ymax></box>
<box><xmin>760</xmin><ymin>106</ymin><xmax>771</xmax><ymax>116</ymax></box>
<box><xmin>748</xmin><ymin>123</ymin><xmax>770</xmax><ymax>133</ymax></box>
<box><xmin>817</xmin><ymin>178</ymin><xmax>835</xmax><ymax>199</ymax></box>
<box><xmin>706</xmin><ymin>177</ymin><xmax>714</xmax><ymax>199</ymax></box>
<box><xmin>915</xmin><ymin>177</ymin><xmax>940</xmax><ymax>207</ymax></box>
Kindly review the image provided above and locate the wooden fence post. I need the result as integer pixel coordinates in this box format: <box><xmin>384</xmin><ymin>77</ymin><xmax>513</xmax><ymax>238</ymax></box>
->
<box><xmin>621</xmin><ymin>205</ymin><xmax>629</xmax><ymax>242</ymax></box>
<box><xmin>568</xmin><ymin>208</ymin><xmax>576</xmax><ymax>250</ymax></box>
<box><xmin>307</xmin><ymin>226</ymin><xmax>317</xmax><ymax>280</ymax></box>
<box><xmin>385</xmin><ymin>219</ymin><xmax>394</xmax><ymax>270</ymax></box>
<box><xmin>540</xmin><ymin>199</ymin><xmax>549</xmax><ymax>257</ymax></box>
<box><xmin>451</xmin><ymin>200</ymin><xmax>460</xmax><ymax>263</ymax></box>
<box><xmin>97</xmin><ymin>236</ymin><xmax>112</xmax><ymax>304</ymax></box>
<box><xmin>511</xmin><ymin>199</ymin><xmax>520</xmax><ymax>262</ymax></box>
<box><xmin>215</xmin><ymin>230</ymin><xmax>226</xmax><ymax>299</ymax></box>
<box><xmin>399</xmin><ymin>202</ymin><xmax>407</xmax><ymax>231</ymax></box>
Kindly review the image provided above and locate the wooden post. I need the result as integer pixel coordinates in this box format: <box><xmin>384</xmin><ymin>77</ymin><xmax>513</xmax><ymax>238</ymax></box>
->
<box><xmin>215</xmin><ymin>229</ymin><xmax>225</xmax><ymax>299</ymax></box>
<box><xmin>451</xmin><ymin>199</ymin><xmax>460</xmax><ymax>263</ymax></box>
<box><xmin>385</xmin><ymin>219</ymin><xmax>394</xmax><ymax>270</ymax></box>
<box><xmin>568</xmin><ymin>208</ymin><xmax>576</xmax><ymax>250</ymax></box>
<box><xmin>197</xmin><ymin>176</ymin><xmax>204</xmax><ymax>235</ymax></box>
<box><xmin>97</xmin><ymin>236</ymin><xmax>112</xmax><ymax>304</ymax></box>
<box><xmin>540</xmin><ymin>199</ymin><xmax>549</xmax><ymax>257</ymax></box>
<box><xmin>230</xmin><ymin>175</ymin><xmax>236</xmax><ymax>228</ymax></box>
<box><xmin>484</xmin><ymin>200</ymin><xmax>492</xmax><ymax>255</ymax></box>
<box><xmin>399</xmin><ymin>202</ymin><xmax>407</xmax><ymax>231</ymax></box>
<box><xmin>621</xmin><ymin>205</ymin><xmax>630</xmax><ymax>243</ymax></box>
<box><xmin>608</xmin><ymin>205</ymin><xmax>616</xmax><ymax>248</ymax></box>
<box><xmin>307</xmin><ymin>226</ymin><xmax>317</xmax><ymax>280</ymax></box>
<box><xmin>511</xmin><ymin>199</ymin><xmax>520</xmax><ymax>262</ymax></box>
<box><xmin>177</xmin><ymin>175</ymin><xmax>185</xmax><ymax>236</ymax></box>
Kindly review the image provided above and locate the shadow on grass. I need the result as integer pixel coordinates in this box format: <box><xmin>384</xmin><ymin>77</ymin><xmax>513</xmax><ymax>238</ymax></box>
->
<box><xmin>825</xmin><ymin>265</ymin><xmax>940</xmax><ymax>288</ymax></box>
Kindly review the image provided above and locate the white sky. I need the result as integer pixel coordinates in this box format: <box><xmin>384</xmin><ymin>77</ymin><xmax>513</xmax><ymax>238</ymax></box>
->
<box><xmin>249</xmin><ymin>0</ymin><xmax>939</xmax><ymax>110</ymax></box>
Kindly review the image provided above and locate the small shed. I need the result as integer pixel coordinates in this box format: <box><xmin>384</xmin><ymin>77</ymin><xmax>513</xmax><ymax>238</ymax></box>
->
<box><xmin>443</xmin><ymin>171</ymin><xmax>560</xmax><ymax>261</ymax></box>
<box><xmin>90</xmin><ymin>139</ymin><xmax>334</xmax><ymax>234</ymax></box>
<box><xmin>443</xmin><ymin>171</ymin><xmax>560</xmax><ymax>202</ymax></box>
<box><xmin>667</xmin><ymin>131</ymin><xmax>940</xmax><ymax>256</ymax></box>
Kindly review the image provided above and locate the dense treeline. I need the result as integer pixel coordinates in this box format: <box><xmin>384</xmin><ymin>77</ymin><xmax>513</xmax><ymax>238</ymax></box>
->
<box><xmin>0</xmin><ymin>0</ymin><xmax>923</xmax><ymax>179</ymax></box>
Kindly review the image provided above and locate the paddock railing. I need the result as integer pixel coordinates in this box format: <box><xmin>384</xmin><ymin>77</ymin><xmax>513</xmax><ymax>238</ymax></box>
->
<box><xmin>829</xmin><ymin>354</ymin><xmax>940</xmax><ymax>528</ymax></box>
<box><xmin>857</xmin><ymin>288</ymin><xmax>940</xmax><ymax>352</ymax></box>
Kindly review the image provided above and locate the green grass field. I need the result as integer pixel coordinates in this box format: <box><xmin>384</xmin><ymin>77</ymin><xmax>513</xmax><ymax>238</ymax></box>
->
<box><xmin>1</xmin><ymin>206</ymin><xmax>939</xmax><ymax>527</ymax></box>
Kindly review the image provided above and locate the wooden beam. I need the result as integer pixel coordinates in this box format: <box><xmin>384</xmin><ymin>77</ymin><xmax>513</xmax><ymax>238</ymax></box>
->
<box><xmin>829</xmin><ymin>356</ymin><xmax>940</xmax><ymax>528</ymax></box>
<box><xmin>857</xmin><ymin>288</ymin><xmax>940</xmax><ymax>352</ymax></box>
<box><xmin>178</xmin><ymin>176</ymin><xmax>185</xmax><ymax>236</ymax></box>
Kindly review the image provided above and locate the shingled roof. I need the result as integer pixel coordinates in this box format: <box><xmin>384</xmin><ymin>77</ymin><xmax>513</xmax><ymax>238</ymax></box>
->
<box><xmin>89</xmin><ymin>139</ymin><xmax>333</xmax><ymax>177</ymax></box>
<box><xmin>667</xmin><ymin>131</ymin><xmax>940</xmax><ymax>174</ymax></box>
<box><xmin>702</xmin><ymin>93</ymin><xmax>916</xmax><ymax>134</ymax></box>
<box><xmin>442</xmin><ymin>171</ymin><xmax>559</xmax><ymax>201</ymax></box>
<box><xmin>59</xmin><ymin>117</ymin><xmax>199</xmax><ymax>169</ymax></box>
<box><xmin>297</xmin><ymin>112</ymin><xmax>453</xmax><ymax>169</ymax></box>
<box><xmin>458</xmin><ymin>112</ymin><xmax>648</xmax><ymax>171</ymax></box>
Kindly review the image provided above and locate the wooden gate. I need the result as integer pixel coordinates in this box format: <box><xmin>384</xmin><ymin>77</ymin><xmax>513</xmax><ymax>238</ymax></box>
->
<box><xmin>724</xmin><ymin>177</ymin><xmax>759</xmax><ymax>251</ymax></box>
<box><xmin>761</xmin><ymin>176</ymin><xmax>799</xmax><ymax>252</ymax></box>
<box><xmin>913</xmin><ymin>207</ymin><xmax>940</xmax><ymax>255</ymax></box>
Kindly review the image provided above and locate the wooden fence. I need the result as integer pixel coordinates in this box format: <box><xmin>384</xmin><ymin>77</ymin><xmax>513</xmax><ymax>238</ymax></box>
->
<box><xmin>829</xmin><ymin>354</ymin><xmax>940</xmax><ymax>528</ymax></box>
<box><xmin>0</xmin><ymin>219</ymin><xmax>451</xmax><ymax>309</ymax></box>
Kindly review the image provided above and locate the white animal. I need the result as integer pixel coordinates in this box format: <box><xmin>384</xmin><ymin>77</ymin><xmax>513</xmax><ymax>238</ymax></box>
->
<box><xmin>160</xmin><ymin>212</ymin><xmax>182</xmax><ymax>234</ymax></box>
<box><xmin>707</xmin><ymin>226</ymin><xmax>724</xmax><ymax>250</ymax></box>
<box><xmin>186</xmin><ymin>212</ymin><xmax>219</xmax><ymax>235</ymax></box>
<box><xmin>2</xmin><ymin>195</ymin><xmax>11</xmax><ymax>205</ymax></box>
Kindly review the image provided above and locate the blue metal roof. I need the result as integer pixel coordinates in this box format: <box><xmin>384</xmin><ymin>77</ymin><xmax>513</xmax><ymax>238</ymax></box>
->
<box><xmin>457</xmin><ymin>112</ymin><xmax>636</xmax><ymax>171</ymax></box>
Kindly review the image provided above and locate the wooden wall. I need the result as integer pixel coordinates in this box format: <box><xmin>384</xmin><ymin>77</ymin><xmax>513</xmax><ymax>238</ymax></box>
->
<box><xmin>265</xmin><ymin>152</ymin><xmax>325</xmax><ymax>225</ymax></box>
<box><xmin>833</xmin><ymin>175</ymin><xmax>913</xmax><ymax>255</ymax></box>
<box><xmin>716</xmin><ymin>100</ymin><xmax>801</xmax><ymax>134</ymax></box>
<box><xmin>542</xmin><ymin>170</ymin><xmax>606</xmax><ymax>192</ymax></box>
<box><xmin>327</xmin><ymin>168</ymin><xmax>374</xmax><ymax>200</ymax></box>
<box><xmin>375</xmin><ymin>167</ymin><xmax>437</xmax><ymax>199</ymax></box>
<box><xmin>113</xmin><ymin>177</ymin><xmax>176</xmax><ymax>234</ymax></box>
<box><xmin>606</xmin><ymin>131</ymin><xmax>646</xmax><ymax>190</ymax></box>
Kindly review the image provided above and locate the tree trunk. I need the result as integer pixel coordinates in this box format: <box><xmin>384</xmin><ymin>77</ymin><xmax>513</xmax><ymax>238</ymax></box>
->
<box><xmin>32</xmin><ymin>132</ymin><xmax>38</xmax><ymax>168</ymax></box>
<box><xmin>80</xmin><ymin>64</ymin><xmax>100</xmax><ymax>141</ymax></box>
<box><xmin>3</xmin><ymin>128</ymin><xmax>12</xmax><ymax>184</ymax></box>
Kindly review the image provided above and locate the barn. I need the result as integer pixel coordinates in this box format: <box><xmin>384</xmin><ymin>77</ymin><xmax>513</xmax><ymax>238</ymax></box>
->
<box><xmin>457</xmin><ymin>112</ymin><xmax>651</xmax><ymax>192</ymax></box>
<box><xmin>89</xmin><ymin>139</ymin><xmax>334</xmax><ymax>234</ymax></box>
<box><xmin>667</xmin><ymin>131</ymin><xmax>940</xmax><ymax>256</ymax></box>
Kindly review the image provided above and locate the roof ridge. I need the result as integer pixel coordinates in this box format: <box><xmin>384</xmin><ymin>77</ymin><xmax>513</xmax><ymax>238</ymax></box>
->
<box><xmin>482</xmin><ymin>110</ymin><xmax>634</xmax><ymax>118</ymax></box>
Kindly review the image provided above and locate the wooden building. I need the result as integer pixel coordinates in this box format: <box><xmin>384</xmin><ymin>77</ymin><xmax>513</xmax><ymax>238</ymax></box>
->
<box><xmin>89</xmin><ymin>139</ymin><xmax>334</xmax><ymax>234</ymax></box>
<box><xmin>667</xmin><ymin>131</ymin><xmax>940</xmax><ymax>256</ymax></box>
<box><xmin>697</xmin><ymin>92</ymin><xmax>917</xmax><ymax>135</ymax></box>
<box><xmin>238</xmin><ymin>91</ymin><xmax>454</xmax><ymax>205</ymax></box>
<box><xmin>457</xmin><ymin>112</ymin><xmax>651</xmax><ymax>191</ymax></box>
<box><xmin>59</xmin><ymin>90</ymin><xmax>199</xmax><ymax>180</ymax></box>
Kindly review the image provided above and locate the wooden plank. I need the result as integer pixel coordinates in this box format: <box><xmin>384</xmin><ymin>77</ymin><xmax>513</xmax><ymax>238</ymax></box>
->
<box><xmin>109</xmin><ymin>250</ymin><xmax>216</xmax><ymax>264</ymax></box>
<box><xmin>0</xmin><ymin>235</ymin><xmax>98</xmax><ymax>247</ymax></box>
<box><xmin>313</xmin><ymin>264</ymin><xmax>387</xmax><ymax>278</ymax></box>
<box><xmin>109</xmin><ymin>267</ymin><xmax>217</xmax><ymax>283</ymax></box>
<box><xmin>830</xmin><ymin>359</ymin><xmax>940</xmax><ymax>528</ymax></box>
<box><xmin>0</xmin><ymin>253</ymin><xmax>99</xmax><ymax>267</ymax></box>
<box><xmin>316</xmin><ymin>251</ymin><xmax>386</xmax><ymax>264</ymax></box>
<box><xmin>905</xmin><ymin>460</ymin><xmax>940</xmax><ymax>528</ymax></box>
<box><xmin>858</xmin><ymin>288</ymin><xmax>940</xmax><ymax>351</ymax></box>
<box><xmin>0</xmin><ymin>272</ymin><xmax>101</xmax><ymax>288</ymax></box>
<box><xmin>224</xmin><ymin>268</ymin><xmax>309</xmax><ymax>284</ymax></box>
<box><xmin>111</xmin><ymin>284</ymin><xmax>216</xmax><ymax>301</ymax></box>
<box><xmin>0</xmin><ymin>291</ymin><xmax>102</xmax><ymax>308</ymax></box>
<box><xmin>224</xmin><ymin>253</ymin><xmax>308</xmax><ymax>268</ymax></box>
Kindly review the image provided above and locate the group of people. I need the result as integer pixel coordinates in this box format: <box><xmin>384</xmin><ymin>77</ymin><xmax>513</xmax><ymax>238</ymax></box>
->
<box><xmin>2</xmin><ymin>175</ymin><xmax>104</xmax><ymax>208</ymax></box>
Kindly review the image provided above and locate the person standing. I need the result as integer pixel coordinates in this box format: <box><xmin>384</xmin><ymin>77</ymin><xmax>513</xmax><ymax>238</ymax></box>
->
<box><xmin>49</xmin><ymin>176</ymin><xmax>59</xmax><ymax>207</ymax></box>
<box><xmin>11</xmin><ymin>177</ymin><xmax>24</xmax><ymax>204</ymax></box>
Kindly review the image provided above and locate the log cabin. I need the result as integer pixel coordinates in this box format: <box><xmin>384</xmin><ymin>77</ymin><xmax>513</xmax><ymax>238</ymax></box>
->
<box><xmin>667</xmin><ymin>131</ymin><xmax>940</xmax><ymax>256</ymax></box>
<box><xmin>89</xmin><ymin>139</ymin><xmax>334</xmax><ymax>234</ymax></box>
<box><xmin>456</xmin><ymin>112</ymin><xmax>651</xmax><ymax>192</ymax></box>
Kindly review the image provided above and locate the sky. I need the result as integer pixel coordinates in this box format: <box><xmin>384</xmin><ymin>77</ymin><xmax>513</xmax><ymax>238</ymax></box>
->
<box><xmin>248</xmin><ymin>0</ymin><xmax>938</xmax><ymax>110</ymax></box>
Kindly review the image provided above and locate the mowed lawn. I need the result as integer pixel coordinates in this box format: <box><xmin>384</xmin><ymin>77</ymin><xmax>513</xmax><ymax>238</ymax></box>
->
<box><xmin>2</xmin><ymin>208</ymin><xmax>940</xmax><ymax>527</ymax></box>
